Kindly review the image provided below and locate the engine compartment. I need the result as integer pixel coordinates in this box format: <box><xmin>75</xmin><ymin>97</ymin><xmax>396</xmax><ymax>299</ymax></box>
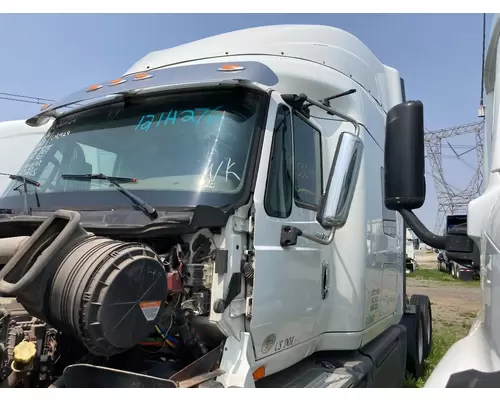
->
<box><xmin>0</xmin><ymin>210</ymin><xmax>228</xmax><ymax>388</ymax></box>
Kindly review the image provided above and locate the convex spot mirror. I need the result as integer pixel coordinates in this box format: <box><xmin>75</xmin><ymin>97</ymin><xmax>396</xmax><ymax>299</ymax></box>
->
<box><xmin>384</xmin><ymin>100</ymin><xmax>426</xmax><ymax>211</ymax></box>
<box><xmin>316</xmin><ymin>131</ymin><xmax>363</xmax><ymax>229</ymax></box>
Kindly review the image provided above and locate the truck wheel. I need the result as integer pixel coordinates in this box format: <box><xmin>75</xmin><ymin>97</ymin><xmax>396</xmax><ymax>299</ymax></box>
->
<box><xmin>401</xmin><ymin>305</ymin><xmax>425</xmax><ymax>380</ymax></box>
<box><xmin>409</xmin><ymin>295</ymin><xmax>432</xmax><ymax>359</ymax></box>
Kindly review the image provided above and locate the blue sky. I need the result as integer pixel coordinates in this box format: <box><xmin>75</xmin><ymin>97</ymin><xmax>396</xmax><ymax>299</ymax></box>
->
<box><xmin>0</xmin><ymin>13</ymin><xmax>491</xmax><ymax>231</ymax></box>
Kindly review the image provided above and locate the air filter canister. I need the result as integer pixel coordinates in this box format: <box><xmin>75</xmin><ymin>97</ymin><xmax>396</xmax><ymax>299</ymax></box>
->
<box><xmin>48</xmin><ymin>237</ymin><xmax>168</xmax><ymax>356</ymax></box>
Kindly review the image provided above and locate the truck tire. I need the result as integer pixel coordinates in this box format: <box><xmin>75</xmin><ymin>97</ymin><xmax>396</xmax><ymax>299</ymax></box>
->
<box><xmin>401</xmin><ymin>305</ymin><xmax>425</xmax><ymax>380</ymax></box>
<box><xmin>410</xmin><ymin>295</ymin><xmax>432</xmax><ymax>359</ymax></box>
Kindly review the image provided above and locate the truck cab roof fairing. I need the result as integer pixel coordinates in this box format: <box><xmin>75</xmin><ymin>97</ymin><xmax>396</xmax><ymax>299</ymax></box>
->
<box><xmin>25</xmin><ymin>61</ymin><xmax>279</xmax><ymax>127</ymax></box>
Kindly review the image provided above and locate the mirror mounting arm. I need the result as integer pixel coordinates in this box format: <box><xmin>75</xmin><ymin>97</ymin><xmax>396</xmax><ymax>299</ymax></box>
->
<box><xmin>400</xmin><ymin>209</ymin><xmax>479</xmax><ymax>266</ymax></box>
<box><xmin>282</xmin><ymin>93</ymin><xmax>360</xmax><ymax>136</ymax></box>
<box><xmin>304</xmin><ymin>96</ymin><xmax>360</xmax><ymax>137</ymax></box>
<box><xmin>280</xmin><ymin>225</ymin><xmax>335</xmax><ymax>247</ymax></box>
<box><xmin>301</xmin><ymin>229</ymin><xmax>335</xmax><ymax>246</ymax></box>
<box><xmin>399</xmin><ymin>209</ymin><xmax>446</xmax><ymax>249</ymax></box>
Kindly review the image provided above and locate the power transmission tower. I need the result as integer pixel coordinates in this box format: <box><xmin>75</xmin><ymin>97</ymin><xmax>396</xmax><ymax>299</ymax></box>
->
<box><xmin>425</xmin><ymin>120</ymin><xmax>485</xmax><ymax>233</ymax></box>
<box><xmin>423</xmin><ymin>14</ymin><xmax>488</xmax><ymax>235</ymax></box>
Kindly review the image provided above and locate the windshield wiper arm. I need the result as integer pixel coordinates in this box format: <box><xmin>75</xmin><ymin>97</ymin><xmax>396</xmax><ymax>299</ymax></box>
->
<box><xmin>0</xmin><ymin>173</ymin><xmax>40</xmax><ymax>188</ymax></box>
<box><xmin>0</xmin><ymin>172</ymin><xmax>40</xmax><ymax>215</ymax></box>
<box><xmin>61</xmin><ymin>173</ymin><xmax>158</xmax><ymax>220</ymax></box>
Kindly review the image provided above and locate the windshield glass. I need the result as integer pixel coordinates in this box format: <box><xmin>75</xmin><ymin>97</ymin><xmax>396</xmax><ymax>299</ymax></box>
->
<box><xmin>0</xmin><ymin>87</ymin><xmax>268</xmax><ymax>213</ymax></box>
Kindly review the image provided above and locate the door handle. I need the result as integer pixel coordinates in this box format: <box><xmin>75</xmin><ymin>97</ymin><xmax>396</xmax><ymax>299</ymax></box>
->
<box><xmin>321</xmin><ymin>262</ymin><xmax>329</xmax><ymax>300</ymax></box>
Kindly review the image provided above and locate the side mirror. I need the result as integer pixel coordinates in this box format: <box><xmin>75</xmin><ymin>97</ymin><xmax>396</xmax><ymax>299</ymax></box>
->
<box><xmin>383</xmin><ymin>100</ymin><xmax>480</xmax><ymax>266</ymax></box>
<box><xmin>316</xmin><ymin>132</ymin><xmax>363</xmax><ymax>229</ymax></box>
<box><xmin>384</xmin><ymin>100</ymin><xmax>426</xmax><ymax>211</ymax></box>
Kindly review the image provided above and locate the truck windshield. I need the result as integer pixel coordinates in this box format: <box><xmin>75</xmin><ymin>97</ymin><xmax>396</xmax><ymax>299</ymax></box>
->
<box><xmin>0</xmin><ymin>88</ymin><xmax>267</xmax><ymax>213</ymax></box>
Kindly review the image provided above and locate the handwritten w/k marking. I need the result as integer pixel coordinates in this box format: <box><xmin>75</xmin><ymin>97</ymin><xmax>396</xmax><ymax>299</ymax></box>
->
<box><xmin>135</xmin><ymin>106</ymin><xmax>222</xmax><ymax>132</ymax></box>
<box><xmin>201</xmin><ymin>158</ymin><xmax>241</xmax><ymax>188</ymax></box>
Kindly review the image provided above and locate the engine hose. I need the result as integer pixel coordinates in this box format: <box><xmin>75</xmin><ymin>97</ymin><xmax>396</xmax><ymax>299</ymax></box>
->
<box><xmin>242</xmin><ymin>262</ymin><xmax>254</xmax><ymax>286</ymax></box>
<box><xmin>0</xmin><ymin>210</ymin><xmax>88</xmax><ymax>296</ymax></box>
<box><xmin>0</xmin><ymin>237</ymin><xmax>29</xmax><ymax>265</ymax></box>
<box><xmin>189</xmin><ymin>327</ymin><xmax>208</xmax><ymax>356</ymax></box>
<box><xmin>175</xmin><ymin>312</ymin><xmax>207</xmax><ymax>360</ymax></box>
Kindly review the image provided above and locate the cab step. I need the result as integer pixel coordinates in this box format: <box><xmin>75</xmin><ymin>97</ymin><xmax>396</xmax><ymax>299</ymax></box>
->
<box><xmin>255</xmin><ymin>325</ymin><xmax>407</xmax><ymax>388</ymax></box>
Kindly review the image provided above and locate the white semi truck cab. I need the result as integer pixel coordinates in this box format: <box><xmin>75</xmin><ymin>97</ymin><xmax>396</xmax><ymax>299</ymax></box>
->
<box><xmin>421</xmin><ymin>14</ymin><xmax>500</xmax><ymax>388</ymax></box>
<box><xmin>0</xmin><ymin>25</ymin><xmax>432</xmax><ymax>388</ymax></box>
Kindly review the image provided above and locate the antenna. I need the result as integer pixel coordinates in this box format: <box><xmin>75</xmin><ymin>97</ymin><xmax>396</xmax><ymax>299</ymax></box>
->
<box><xmin>478</xmin><ymin>13</ymin><xmax>486</xmax><ymax>118</ymax></box>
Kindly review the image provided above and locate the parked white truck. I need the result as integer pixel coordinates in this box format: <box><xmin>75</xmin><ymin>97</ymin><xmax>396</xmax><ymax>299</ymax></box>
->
<box><xmin>422</xmin><ymin>14</ymin><xmax>500</xmax><ymax>388</ymax></box>
<box><xmin>405</xmin><ymin>228</ymin><xmax>417</xmax><ymax>272</ymax></box>
<box><xmin>0</xmin><ymin>25</ymin><xmax>432</xmax><ymax>388</ymax></box>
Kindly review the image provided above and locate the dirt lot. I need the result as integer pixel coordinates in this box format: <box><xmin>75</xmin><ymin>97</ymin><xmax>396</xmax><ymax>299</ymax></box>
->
<box><xmin>407</xmin><ymin>278</ymin><xmax>480</xmax><ymax>331</ymax></box>
<box><xmin>407</xmin><ymin>250</ymin><xmax>481</xmax><ymax>330</ymax></box>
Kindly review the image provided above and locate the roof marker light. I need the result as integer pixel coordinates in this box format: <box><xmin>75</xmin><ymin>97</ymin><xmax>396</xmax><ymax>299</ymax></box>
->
<box><xmin>134</xmin><ymin>73</ymin><xmax>153</xmax><ymax>81</ymax></box>
<box><xmin>40</xmin><ymin>103</ymin><xmax>51</xmax><ymax>111</ymax></box>
<box><xmin>217</xmin><ymin>64</ymin><xmax>245</xmax><ymax>72</ymax></box>
<box><xmin>109</xmin><ymin>78</ymin><xmax>127</xmax><ymax>86</ymax></box>
<box><xmin>87</xmin><ymin>84</ymin><xmax>104</xmax><ymax>92</ymax></box>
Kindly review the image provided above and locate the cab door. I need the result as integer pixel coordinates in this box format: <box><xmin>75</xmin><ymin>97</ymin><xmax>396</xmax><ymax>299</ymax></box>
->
<box><xmin>250</xmin><ymin>93</ymin><xmax>326</xmax><ymax>360</ymax></box>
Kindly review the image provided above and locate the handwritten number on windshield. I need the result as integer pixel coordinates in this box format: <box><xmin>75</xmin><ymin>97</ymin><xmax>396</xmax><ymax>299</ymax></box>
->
<box><xmin>135</xmin><ymin>107</ymin><xmax>222</xmax><ymax>132</ymax></box>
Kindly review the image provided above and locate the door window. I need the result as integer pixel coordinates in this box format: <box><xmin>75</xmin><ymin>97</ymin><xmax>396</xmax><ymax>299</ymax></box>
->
<box><xmin>264</xmin><ymin>105</ymin><xmax>293</xmax><ymax>218</ymax></box>
<box><xmin>264</xmin><ymin>108</ymin><xmax>323</xmax><ymax>217</ymax></box>
<box><xmin>292</xmin><ymin>113</ymin><xmax>322</xmax><ymax>210</ymax></box>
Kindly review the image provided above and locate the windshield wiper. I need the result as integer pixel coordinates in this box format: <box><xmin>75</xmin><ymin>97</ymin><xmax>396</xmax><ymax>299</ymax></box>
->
<box><xmin>0</xmin><ymin>173</ymin><xmax>40</xmax><ymax>188</ymax></box>
<box><xmin>0</xmin><ymin>172</ymin><xmax>40</xmax><ymax>215</ymax></box>
<box><xmin>60</xmin><ymin>173</ymin><xmax>158</xmax><ymax>220</ymax></box>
